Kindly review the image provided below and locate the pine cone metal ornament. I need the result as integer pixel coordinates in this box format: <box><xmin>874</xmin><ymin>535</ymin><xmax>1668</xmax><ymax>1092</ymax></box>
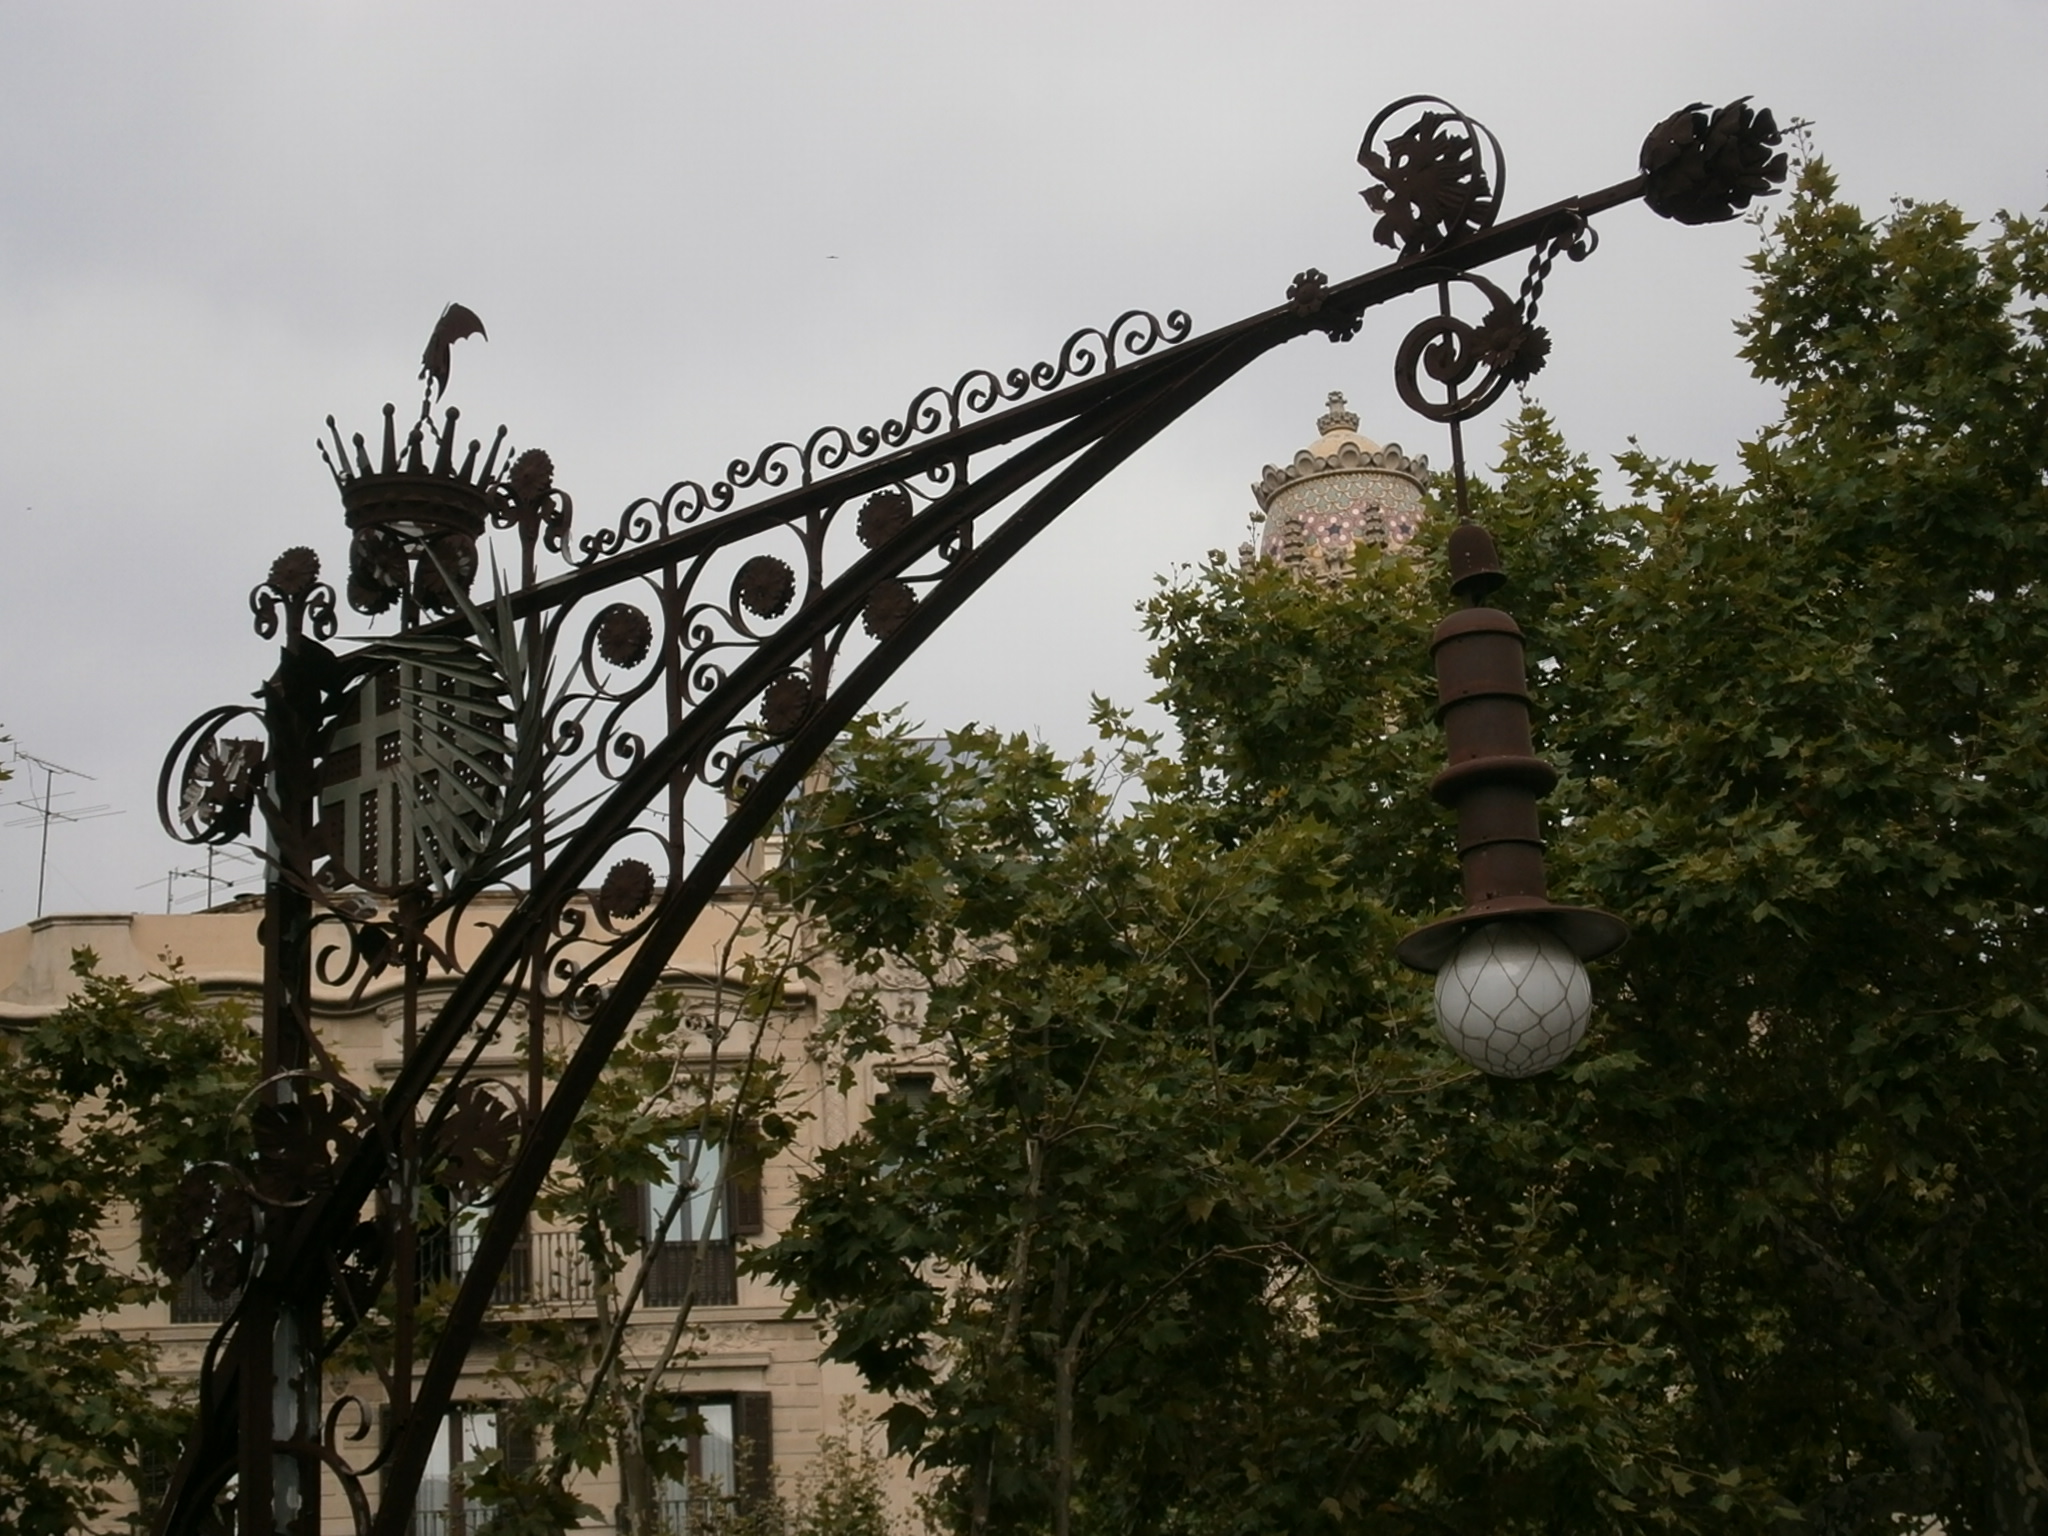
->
<box><xmin>1641</xmin><ymin>97</ymin><xmax>1790</xmax><ymax>225</ymax></box>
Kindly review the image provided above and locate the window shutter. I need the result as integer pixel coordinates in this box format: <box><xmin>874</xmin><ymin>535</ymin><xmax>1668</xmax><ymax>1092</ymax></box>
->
<box><xmin>616</xmin><ymin>1179</ymin><xmax>648</xmax><ymax>1247</ymax></box>
<box><xmin>504</xmin><ymin>1223</ymin><xmax>533</xmax><ymax>1306</ymax></box>
<box><xmin>725</xmin><ymin>1123</ymin><xmax>765</xmax><ymax>1239</ymax></box>
<box><xmin>502</xmin><ymin>1408</ymin><xmax>536</xmax><ymax>1476</ymax></box>
<box><xmin>733</xmin><ymin>1393</ymin><xmax>774</xmax><ymax>1510</ymax></box>
<box><xmin>133</xmin><ymin>1437</ymin><xmax>175</xmax><ymax>1527</ymax></box>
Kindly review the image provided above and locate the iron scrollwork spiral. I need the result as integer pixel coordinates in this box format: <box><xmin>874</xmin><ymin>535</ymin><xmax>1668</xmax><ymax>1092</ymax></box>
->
<box><xmin>1393</xmin><ymin>272</ymin><xmax>1538</xmax><ymax>424</ymax></box>
<box><xmin>1392</xmin><ymin>204</ymin><xmax>1608</xmax><ymax>426</ymax></box>
<box><xmin>569</xmin><ymin>307</ymin><xmax>1194</xmax><ymax>567</ymax></box>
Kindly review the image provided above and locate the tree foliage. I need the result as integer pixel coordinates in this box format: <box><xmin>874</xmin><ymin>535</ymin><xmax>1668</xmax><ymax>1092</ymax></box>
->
<box><xmin>0</xmin><ymin>955</ymin><xmax>257</xmax><ymax>1534</ymax></box>
<box><xmin>758</xmin><ymin>164</ymin><xmax>2048</xmax><ymax>1533</ymax></box>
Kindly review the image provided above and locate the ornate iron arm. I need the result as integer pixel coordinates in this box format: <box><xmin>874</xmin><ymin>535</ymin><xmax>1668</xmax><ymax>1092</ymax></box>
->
<box><xmin>150</xmin><ymin>95</ymin><xmax>1785</xmax><ymax>1536</ymax></box>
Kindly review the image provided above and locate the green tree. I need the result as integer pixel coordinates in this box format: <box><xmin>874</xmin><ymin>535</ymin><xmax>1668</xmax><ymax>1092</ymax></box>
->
<box><xmin>758</xmin><ymin>163</ymin><xmax>2048</xmax><ymax>1534</ymax></box>
<box><xmin>0</xmin><ymin>955</ymin><xmax>258</xmax><ymax>1534</ymax></box>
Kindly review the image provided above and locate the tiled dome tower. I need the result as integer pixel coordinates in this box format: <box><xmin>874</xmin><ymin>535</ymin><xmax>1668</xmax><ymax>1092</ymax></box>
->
<box><xmin>1244</xmin><ymin>392</ymin><xmax>1429</xmax><ymax>576</ymax></box>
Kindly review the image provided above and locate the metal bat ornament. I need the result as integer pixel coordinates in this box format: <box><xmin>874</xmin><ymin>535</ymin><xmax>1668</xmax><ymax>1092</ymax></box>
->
<box><xmin>418</xmin><ymin>302</ymin><xmax>487</xmax><ymax>404</ymax></box>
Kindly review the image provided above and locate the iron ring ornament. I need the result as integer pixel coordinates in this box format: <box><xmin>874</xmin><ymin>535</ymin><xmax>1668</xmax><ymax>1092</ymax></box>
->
<box><xmin>159</xmin><ymin>705</ymin><xmax>266</xmax><ymax>846</ymax></box>
<box><xmin>152</xmin><ymin>1070</ymin><xmax>380</xmax><ymax>1312</ymax></box>
<box><xmin>1359</xmin><ymin>95</ymin><xmax>1507</xmax><ymax>257</ymax></box>
<box><xmin>147</xmin><ymin>93</ymin><xmax>1790</xmax><ymax>1536</ymax></box>
<box><xmin>420</xmin><ymin>1076</ymin><xmax>525</xmax><ymax>1207</ymax></box>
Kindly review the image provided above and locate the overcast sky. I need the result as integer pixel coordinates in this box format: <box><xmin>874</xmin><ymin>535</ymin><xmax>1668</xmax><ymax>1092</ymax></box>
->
<box><xmin>2</xmin><ymin>1</ymin><xmax>2045</xmax><ymax>930</ymax></box>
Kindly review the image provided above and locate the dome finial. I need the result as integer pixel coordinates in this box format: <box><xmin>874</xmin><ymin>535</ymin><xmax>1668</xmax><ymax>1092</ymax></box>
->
<box><xmin>1318</xmin><ymin>391</ymin><xmax>1359</xmax><ymax>436</ymax></box>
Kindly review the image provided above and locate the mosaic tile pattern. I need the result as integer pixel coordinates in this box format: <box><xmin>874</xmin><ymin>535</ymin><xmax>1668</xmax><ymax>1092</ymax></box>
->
<box><xmin>1243</xmin><ymin>399</ymin><xmax>1430</xmax><ymax>575</ymax></box>
<box><xmin>1259</xmin><ymin>467</ymin><xmax>1426</xmax><ymax>565</ymax></box>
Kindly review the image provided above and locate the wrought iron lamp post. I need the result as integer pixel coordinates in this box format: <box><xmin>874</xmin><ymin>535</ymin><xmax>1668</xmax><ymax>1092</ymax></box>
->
<box><xmin>151</xmin><ymin>95</ymin><xmax>1785</xmax><ymax>1536</ymax></box>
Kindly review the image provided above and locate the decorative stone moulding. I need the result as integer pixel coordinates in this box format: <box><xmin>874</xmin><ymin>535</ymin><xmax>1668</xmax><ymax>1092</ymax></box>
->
<box><xmin>1251</xmin><ymin>437</ymin><xmax>1431</xmax><ymax>512</ymax></box>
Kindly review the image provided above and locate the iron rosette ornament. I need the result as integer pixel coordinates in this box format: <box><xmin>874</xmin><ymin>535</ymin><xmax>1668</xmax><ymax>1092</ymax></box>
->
<box><xmin>488</xmin><ymin>445</ymin><xmax>575</xmax><ymax>565</ymax></box>
<box><xmin>251</xmin><ymin>545</ymin><xmax>338</xmax><ymax>643</ymax></box>
<box><xmin>548</xmin><ymin>585</ymin><xmax>673</xmax><ymax>790</ymax></box>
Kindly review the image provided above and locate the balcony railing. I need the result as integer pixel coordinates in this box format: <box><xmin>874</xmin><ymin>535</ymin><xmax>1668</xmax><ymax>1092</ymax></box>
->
<box><xmin>172</xmin><ymin>1231</ymin><xmax>642</xmax><ymax>1322</ymax></box>
<box><xmin>442</xmin><ymin>1228</ymin><xmax>599</xmax><ymax>1306</ymax></box>
<box><xmin>524</xmin><ymin>1229</ymin><xmax>596</xmax><ymax>1304</ymax></box>
<box><xmin>645</xmin><ymin>1240</ymin><xmax>737</xmax><ymax>1308</ymax></box>
<box><xmin>441</xmin><ymin>1230</ymin><xmax>529</xmax><ymax>1305</ymax></box>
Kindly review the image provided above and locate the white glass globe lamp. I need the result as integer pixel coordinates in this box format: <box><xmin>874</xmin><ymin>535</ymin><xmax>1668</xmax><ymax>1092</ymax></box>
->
<box><xmin>1432</xmin><ymin>920</ymin><xmax>1593</xmax><ymax>1078</ymax></box>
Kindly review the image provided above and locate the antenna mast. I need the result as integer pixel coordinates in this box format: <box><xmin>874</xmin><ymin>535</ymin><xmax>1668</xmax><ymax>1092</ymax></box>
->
<box><xmin>4</xmin><ymin>749</ymin><xmax>120</xmax><ymax>917</ymax></box>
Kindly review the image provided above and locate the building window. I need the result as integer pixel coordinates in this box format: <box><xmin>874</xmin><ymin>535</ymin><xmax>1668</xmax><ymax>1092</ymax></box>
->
<box><xmin>645</xmin><ymin>1134</ymin><xmax>734</xmax><ymax>1308</ymax></box>
<box><xmin>652</xmin><ymin>1133</ymin><xmax>726</xmax><ymax>1245</ymax></box>
<box><xmin>409</xmin><ymin>1405</ymin><xmax>532</xmax><ymax>1536</ymax></box>
<box><xmin>652</xmin><ymin>1394</ymin><xmax>773</xmax><ymax>1534</ymax></box>
<box><xmin>655</xmin><ymin>1398</ymin><xmax>734</xmax><ymax>1534</ymax></box>
<box><xmin>126</xmin><ymin>1440</ymin><xmax>188</xmax><ymax>1533</ymax></box>
<box><xmin>876</xmin><ymin>1071</ymin><xmax>937</xmax><ymax>1112</ymax></box>
<box><xmin>625</xmin><ymin>1130</ymin><xmax>763</xmax><ymax>1308</ymax></box>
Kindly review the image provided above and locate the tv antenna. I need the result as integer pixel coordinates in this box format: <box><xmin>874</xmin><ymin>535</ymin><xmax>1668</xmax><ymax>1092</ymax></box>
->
<box><xmin>4</xmin><ymin>749</ymin><xmax>122</xmax><ymax>918</ymax></box>
<box><xmin>139</xmin><ymin>845</ymin><xmax>259</xmax><ymax>914</ymax></box>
